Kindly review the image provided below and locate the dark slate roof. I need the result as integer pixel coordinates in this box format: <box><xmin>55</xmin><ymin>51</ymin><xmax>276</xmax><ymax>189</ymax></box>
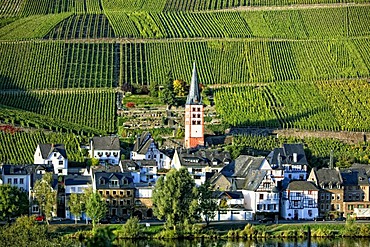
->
<box><xmin>120</xmin><ymin>160</ymin><xmax>140</xmax><ymax>171</ymax></box>
<box><xmin>233</xmin><ymin>155</ymin><xmax>265</xmax><ymax>177</ymax></box>
<box><xmin>243</xmin><ymin>170</ymin><xmax>267</xmax><ymax>191</ymax></box>
<box><xmin>176</xmin><ymin>148</ymin><xmax>231</xmax><ymax>168</ymax></box>
<box><xmin>31</xmin><ymin>173</ymin><xmax>58</xmax><ymax>190</ymax></box>
<box><xmin>3</xmin><ymin>165</ymin><xmax>30</xmax><ymax>175</ymax></box>
<box><xmin>314</xmin><ymin>168</ymin><xmax>342</xmax><ymax>186</ymax></box>
<box><xmin>133</xmin><ymin>132</ymin><xmax>154</xmax><ymax>154</ymax></box>
<box><xmin>65</xmin><ymin>175</ymin><xmax>91</xmax><ymax>186</ymax></box>
<box><xmin>341</xmin><ymin>168</ymin><xmax>370</xmax><ymax>186</ymax></box>
<box><xmin>91</xmin><ymin>164</ymin><xmax>122</xmax><ymax>173</ymax></box>
<box><xmin>351</xmin><ymin>164</ymin><xmax>370</xmax><ymax>177</ymax></box>
<box><xmin>39</xmin><ymin>144</ymin><xmax>67</xmax><ymax>159</ymax></box>
<box><xmin>269</xmin><ymin>143</ymin><xmax>307</xmax><ymax>166</ymax></box>
<box><xmin>220</xmin><ymin>161</ymin><xmax>235</xmax><ymax>177</ymax></box>
<box><xmin>136</xmin><ymin>160</ymin><xmax>156</xmax><ymax>167</ymax></box>
<box><xmin>287</xmin><ymin>181</ymin><xmax>319</xmax><ymax>191</ymax></box>
<box><xmin>91</xmin><ymin>136</ymin><xmax>120</xmax><ymax>151</ymax></box>
<box><xmin>186</xmin><ymin>62</ymin><xmax>201</xmax><ymax>105</ymax></box>
<box><xmin>95</xmin><ymin>172</ymin><xmax>135</xmax><ymax>190</ymax></box>
<box><xmin>213</xmin><ymin>191</ymin><xmax>244</xmax><ymax>199</ymax></box>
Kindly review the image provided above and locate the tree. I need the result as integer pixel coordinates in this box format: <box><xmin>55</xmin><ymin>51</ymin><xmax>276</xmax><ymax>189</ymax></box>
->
<box><xmin>149</xmin><ymin>81</ymin><xmax>159</xmax><ymax>97</ymax></box>
<box><xmin>87</xmin><ymin>157</ymin><xmax>99</xmax><ymax>167</ymax></box>
<box><xmin>152</xmin><ymin>168</ymin><xmax>197</xmax><ymax>230</ymax></box>
<box><xmin>84</xmin><ymin>188</ymin><xmax>107</xmax><ymax>230</ymax></box>
<box><xmin>68</xmin><ymin>193</ymin><xmax>83</xmax><ymax>224</ymax></box>
<box><xmin>33</xmin><ymin>172</ymin><xmax>57</xmax><ymax>225</ymax></box>
<box><xmin>195</xmin><ymin>181</ymin><xmax>218</xmax><ymax>227</ymax></box>
<box><xmin>160</xmin><ymin>71</ymin><xmax>176</xmax><ymax>109</ymax></box>
<box><xmin>173</xmin><ymin>79</ymin><xmax>186</xmax><ymax>96</ymax></box>
<box><xmin>0</xmin><ymin>184</ymin><xmax>28</xmax><ymax>221</ymax></box>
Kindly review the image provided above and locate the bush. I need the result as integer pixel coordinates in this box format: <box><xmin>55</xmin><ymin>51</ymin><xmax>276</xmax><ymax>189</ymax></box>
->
<box><xmin>154</xmin><ymin>229</ymin><xmax>179</xmax><ymax>239</ymax></box>
<box><xmin>114</xmin><ymin>217</ymin><xmax>141</xmax><ymax>239</ymax></box>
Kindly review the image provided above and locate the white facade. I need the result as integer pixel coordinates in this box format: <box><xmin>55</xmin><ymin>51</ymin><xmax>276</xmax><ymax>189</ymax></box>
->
<box><xmin>131</xmin><ymin>142</ymin><xmax>171</xmax><ymax>170</ymax></box>
<box><xmin>91</xmin><ymin>149</ymin><xmax>120</xmax><ymax>165</ymax></box>
<box><xmin>281</xmin><ymin>187</ymin><xmax>319</xmax><ymax>220</ymax></box>
<box><xmin>34</xmin><ymin>145</ymin><xmax>68</xmax><ymax>175</ymax></box>
<box><xmin>209</xmin><ymin>210</ymin><xmax>253</xmax><ymax>221</ymax></box>
<box><xmin>3</xmin><ymin>174</ymin><xmax>30</xmax><ymax>193</ymax></box>
<box><xmin>65</xmin><ymin>183</ymin><xmax>91</xmax><ymax>220</ymax></box>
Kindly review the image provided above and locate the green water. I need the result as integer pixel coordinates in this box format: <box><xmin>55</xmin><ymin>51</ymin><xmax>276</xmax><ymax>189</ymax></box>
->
<box><xmin>106</xmin><ymin>238</ymin><xmax>370</xmax><ymax>247</ymax></box>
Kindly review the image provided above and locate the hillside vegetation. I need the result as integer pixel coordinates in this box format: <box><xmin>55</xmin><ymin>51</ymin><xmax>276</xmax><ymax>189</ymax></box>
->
<box><xmin>0</xmin><ymin>0</ymin><xmax>370</xmax><ymax>164</ymax></box>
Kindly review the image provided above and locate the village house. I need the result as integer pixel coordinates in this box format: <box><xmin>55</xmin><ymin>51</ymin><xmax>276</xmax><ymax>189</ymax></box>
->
<box><xmin>212</xmin><ymin>191</ymin><xmax>252</xmax><ymax>221</ymax></box>
<box><xmin>133</xmin><ymin>184</ymin><xmax>154</xmax><ymax>220</ymax></box>
<box><xmin>34</xmin><ymin>144</ymin><xmax>68</xmax><ymax>175</ymax></box>
<box><xmin>281</xmin><ymin>180</ymin><xmax>319</xmax><ymax>220</ymax></box>
<box><xmin>93</xmin><ymin>171</ymin><xmax>135</xmax><ymax>219</ymax></box>
<box><xmin>90</xmin><ymin>136</ymin><xmax>121</xmax><ymax>165</ymax></box>
<box><xmin>308</xmin><ymin>167</ymin><xmax>344</xmax><ymax>219</ymax></box>
<box><xmin>232</xmin><ymin>155</ymin><xmax>281</xmax><ymax>220</ymax></box>
<box><xmin>64</xmin><ymin>174</ymin><xmax>92</xmax><ymax>221</ymax></box>
<box><xmin>130</xmin><ymin>131</ymin><xmax>172</xmax><ymax>170</ymax></box>
<box><xmin>171</xmin><ymin>148</ymin><xmax>231</xmax><ymax>186</ymax></box>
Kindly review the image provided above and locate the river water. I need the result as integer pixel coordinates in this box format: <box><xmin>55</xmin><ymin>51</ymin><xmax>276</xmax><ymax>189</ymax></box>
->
<box><xmin>111</xmin><ymin>238</ymin><xmax>370</xmax><ymax>247</ymax></box>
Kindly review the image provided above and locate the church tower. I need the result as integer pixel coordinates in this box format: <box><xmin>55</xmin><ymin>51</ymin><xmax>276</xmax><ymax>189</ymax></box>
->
<box><xmin>184</xmin><ymin>62</ymin><xmax>204</xmax><ymax>149</ymax></box>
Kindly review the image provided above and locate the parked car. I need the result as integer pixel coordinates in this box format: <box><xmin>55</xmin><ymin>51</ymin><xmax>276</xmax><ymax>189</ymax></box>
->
<box><xmin>51</xmin><ymin>216</ymin><xmax>65</xmax><ymax>222</ymax></box>
<box><xmin>99</xmin><ymin>218</ymin><xmax>109</xmax><ymax>224</ymax></box>
<box><xmin>334</xmin><ymin>216</ymin><xmax>346</xmax><ymax>221</ymax></box>
<box><xmin>259</xmin><ymin>217</ymin><xmax>274</xmax><ymax>223</ymax></box>
<box><xmin>314</xmin><ymin>216</ymin><xmax>326</xmax><ymax>221</ymax></box>
<box><xmin>35</xmin><ymin>215</ymin><xmax>45</xmax><ymax>222</ymax></box>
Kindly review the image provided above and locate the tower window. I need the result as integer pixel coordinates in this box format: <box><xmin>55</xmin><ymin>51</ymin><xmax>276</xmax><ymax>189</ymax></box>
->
<box><xmin>197</xmin><ymin>121</ymin><xmax>201</xmax><ymax>125</ymax></box>
<box><xmin>192</xmin><ymin>120</ymin><xmax>196</xmax><ymax>124</ymax></box>
<box><xmin>192</xmin><ymin>107</ymin><xmax>196</xmax><ymax>111</ymax></box>
<box><xmin>192</xmin><ymin>114</ymin><xmax>196</xmax><ymax>118</ymax></box>
<box><xmin>197</xmin><ymin>114</ymin><xmax>200</xmax><ymax>118</ymax></box>
<box><xmin>197</xmin><ymin>107</ymin><xmax>200</xmax><ymax>111</ymax></box>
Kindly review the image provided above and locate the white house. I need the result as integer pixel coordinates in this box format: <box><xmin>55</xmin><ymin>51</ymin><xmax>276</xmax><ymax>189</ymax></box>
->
<box><xmin>90</xmin><ymin>136</ymin><xmax>121</xmax><ymax>165</ymax></box>
<box><xmin>171</xmin><ymin>148</ymin><xmax>231</xmax><ymax>186</ymax></box>
<box><xmin>233</xmin><ymin>155</ymin><xmax>281</xmax><ymax>220</ymax></box>
<box><xmin>34</xmin><ymin>144</ymin><xmax>68</xmax><ymax>175</ymax></box>
<box><xmin>64</xmin><ymin>175</ymin><xmax>92</xmax><ymax>221</ymax></box>
<box><xmin>130</xmin><ymin>132</ymin><xmax>172</xmax><ymax>170</ymax></box>
<box><xmin>267</xmin><ymin>144</ymin><xmax>308</xmax><ymax>186</ymax></box>
<box><xmin>281</xmin><ymin>181</ymin><xmax>319</xmax><ymax>220</ymax></box>
<box><xmin>2</xmin><ymin>165</ymin><xmax>32</xmax><ymax>194</ymax></box>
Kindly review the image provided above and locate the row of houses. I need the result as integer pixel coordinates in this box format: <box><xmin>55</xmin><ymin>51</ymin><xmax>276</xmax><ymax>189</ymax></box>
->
<box><xmin>1</xmin><ymin>134</ymin><xmax>370</xmax><ymax>221</ymax></box>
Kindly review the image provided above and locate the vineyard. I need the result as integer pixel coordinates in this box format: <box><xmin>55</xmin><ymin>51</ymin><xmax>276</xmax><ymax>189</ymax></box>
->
<box><xmin>0</xmin><ymin>130</ymin><xmax>85</xmax><ymax>164</ymax></box>
<box><xmin>230</xmin><ymin>135</ymin><xmax>370</xmax><ymax>167</ymax></box>
<box><xmin>44</xmin><ymin>14</ymin><xmax>115</xmax><ymax>40</ymax></box>
<box><xmin>0</xmin><ymin>90</ymin><xmax>116</xmax><ymax>133</ymax></box>
<box><xmin>214</xmin><ymin>80</ymin><xmax>370</xmax><ymax>132</ymax></box>
<box><xmin>0</xmin><ymin>41</ymin><xmax>118</xmax><ymax>89</ymax></box>
<box><xmin>1</xmin><ymin>0</ymin><xmax>370</xmax><ymax>166</ymax></box>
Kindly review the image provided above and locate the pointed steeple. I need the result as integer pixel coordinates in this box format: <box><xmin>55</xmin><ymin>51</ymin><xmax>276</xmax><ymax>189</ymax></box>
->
<box><xmin>186</xmin><ymin>62</ymin><xmax>201</xmax><ymax>105</ymax></box>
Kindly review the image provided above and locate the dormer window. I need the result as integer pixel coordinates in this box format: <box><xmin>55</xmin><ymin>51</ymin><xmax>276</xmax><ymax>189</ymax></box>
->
<box><xmin>97</xmin><ymin>152</ymin><xmax>103</xmax><ymax>157</ymax></box>
<box><xmin>54</xmin><ymin>153</ymin><xmax>57</xmax><ymax>157</ymax></box>
<box><xmin>123</xmin><ymin>179</ymin><xmax>128</xmax><ymax>185</ymax></box>
<box><xmin>106</xmin><ymin>152</ymin><xmax>111</xmax><ymax>157</ymax></box>
<box><xmin>110</xmin><ymin>180</ymin><xmax>119</xmax><ymax>187</ymax></box>
<box><xmin>99</xmin><ymin>178</ymin><xmax>105</xmax><ymax>185</ymax></box>
<box><xmin>113</xmin><ymin>152</ymin><xmax>118</xmax><ymax>157</ymax></box>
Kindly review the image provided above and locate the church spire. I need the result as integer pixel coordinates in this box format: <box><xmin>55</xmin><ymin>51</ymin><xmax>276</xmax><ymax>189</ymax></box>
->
<box><xmin>186</xmin><ymin>62</ymin><xmax>201</xmax><ymax>105</ymax></box>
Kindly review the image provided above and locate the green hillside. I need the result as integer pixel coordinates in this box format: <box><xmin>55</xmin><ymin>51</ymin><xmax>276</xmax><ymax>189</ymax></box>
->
<box><xmin>0</xmin><ymin>0</ymin><xmax>370</xmax><ymax>164</ymax></box>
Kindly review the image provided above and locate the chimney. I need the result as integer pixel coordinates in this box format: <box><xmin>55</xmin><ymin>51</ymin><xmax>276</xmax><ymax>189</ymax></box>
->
<box><xmin>293</xmin><ymin>153</ymin><xmax>297</xmax><ymax>163</ymax></box>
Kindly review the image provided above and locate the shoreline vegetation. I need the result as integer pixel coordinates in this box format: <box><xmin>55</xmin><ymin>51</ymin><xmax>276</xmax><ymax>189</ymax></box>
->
<box><xmin>3</xmin><ymin>216</ymin><xmax>370</xmax><ymax>246</ymax></box>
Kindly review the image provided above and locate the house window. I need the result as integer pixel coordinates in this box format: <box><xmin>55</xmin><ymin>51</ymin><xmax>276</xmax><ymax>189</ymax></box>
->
<box><xmin>106</xmin><ymin>191</ymin><xmax>109</xmax><ymax>195</ymax></box>
<box><xmin>197</xmin><ymin>121</ymin><xmax>201</xmax><ymax>125</ymax></box>
<box><xmin>259</xmin><ymin>194</ymin><xmax>264</xmax><ymax>200</ymax></box>
<box><xmin>127</xmin><ymin>200</ymin><xmax>131</xmax><ymax>205</ymax></box>
<box><xmin>32</xmin><ymin>205</ymin><xmax>39</xmax><ymax>213</ymax></box>
<box><xmin>120</xmin><ymin>200</ymin><xmax>124</xmax><ymax>206</ymax></box>
<box><xmin>122</xmin><ymin>208</ymin><xmax>127</xmax><ymax>215</ymax></box>
<box><xmin>100</xmin><ymin>179</ymin><xmax>105</xmax><ymax>185</ymax></box>
<box><xmin>336</xmin><ymin>204</ymin><xmax>340</xmax><ymax>210</ymax></box>
<box><xmin>20</xmin><ymin>178</ymin><xmax>24</xmax><ymax>184</ymax></box>
<box><xmin>113</xmin><ymin>191</ymin><xmax>116</xmax><ymax>195</ymax></box>
<box><xmin>59</xmin><ymin>161</ymin><xmax>63</xmax><ymax>165</ymax></box>
<box><xmin>7</xmin><ymin>178</ymin><xmax>11</xmax><ymax>184</ymax></box>
<box><xmin>192</xmin><ymin>107</ymin><xmax>195</xmax><ymax>111</ymax></box>
<box><xmin>71</xmin><ymin>187</ymin><xmax>76</xmax><ymax>193</ymax></box>
<box><xmin>160</xmin><ymin>154</ymin><xmax>163</xmax><ymax>159</ymax></box>
<box><xmin>320</xmin><ymin>194</ymin><xmax>325</xmax><ymax>200</ymax></box>
<box><xmin>192</xmin><ymin>114</ymin><xmax>196</xmax><ymax>118</ymax></box>
<box><xmin>337</xmin><ymin>194</ymin><xmax>341</xmax><ymax>200</ymax></box>
<box><xmin>14</xmin><ymin>178</ymin><xmax>18</xmax><ymax>184</ymax></box>
<box><xmin>197</xmin><ymin>107</ymin><xmax>200</xmax><ymax>111</ymax></box>
<box><xmin>120</xmin><ymin>191</ymin><xmax>123</xmax><ymax>195</ymax></box>
<box><xmin>192</xmin><ymin>120</ymin><xmax>196</xmax><ymax>125</ymax></box>
<box><xmin>99</xmin><ymin>191</ymin><xmax>103</xmax><ymax>195</ymax></box>
<box><xmin>127</xmin><ymin>191</ymin><xmax>131</xmax><ymax>196</ymax></box>
<box><xmin>326</xmin><ymin>194</ymin><xmax>330</xmax><ymax>200</ymax></box>
<box><xmin>293</xmin><ymin>201</ymin><xmax>298</xmax><ymax>207</ymax></box>
<box><xmin>54</xmin><ymin>153</ymin><xmax>57</xmax><ymax>157</ymax></box>
<box><xmin>78</xmin><ymin>187</ymin><xmax>82</xmax><ymax>193</ymax></box>
<box><xmin>308</xmin><ymin>210</ymin><xmax>312</xmax><ymax>217</ymax></box>
<box><xmin>58</xmin><ymin>169</ymin><xmax>62</xmax><ymax>174</ymax></box>
<box><xmin>110</xmin><ymin>180</ymin><xmax>119</xmax><ymax>187</ymax></box>
<box><xmin>123</xmin><ymin>179</ymin><xmax>128</xmax><ymax>185</ymax></box>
